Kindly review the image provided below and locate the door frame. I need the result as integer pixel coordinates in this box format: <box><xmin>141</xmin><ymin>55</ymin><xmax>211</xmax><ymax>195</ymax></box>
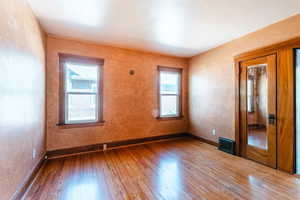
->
<box><xmin>238</xmin><ymin>54</ymin><xmax>277</xmax><ymax>168</ymax></box>
<box><xmin>234</xmin><ymin>36</ymin><xmax>300</xmax><ymax>173</ymax></box>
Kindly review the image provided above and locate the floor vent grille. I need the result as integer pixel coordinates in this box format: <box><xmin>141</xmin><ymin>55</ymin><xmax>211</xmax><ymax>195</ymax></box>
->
<box><xmin>218</xmin><ymin>137</ymin><xmax>235</xmax><ymax>155</ymax></box>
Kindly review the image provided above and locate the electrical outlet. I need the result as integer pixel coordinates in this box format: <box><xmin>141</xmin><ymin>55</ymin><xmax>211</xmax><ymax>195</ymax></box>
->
<box><xmin>32</xmin><ymin>149</ymin><xmax>36</xmax><ymax>159</ymax></box>
<box><xmin>212</xmin><ymin>129</ymin><xmax>216</xmax><ymax>136</ymax></box>
<box><xmin>103</xmin><ymin>144</ymin><xmax>107</xmax><ymax>151</ymax></box>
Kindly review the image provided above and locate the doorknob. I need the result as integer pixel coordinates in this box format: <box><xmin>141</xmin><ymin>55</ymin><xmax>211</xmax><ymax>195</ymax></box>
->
<box><xmin>268</xmin><ymin>114</ymin><xmax>276</xmax><ymax>124</ymax></box>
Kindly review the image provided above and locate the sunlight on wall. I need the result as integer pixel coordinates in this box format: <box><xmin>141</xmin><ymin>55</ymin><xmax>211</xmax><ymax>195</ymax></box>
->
<box><xmin>0</xmin><ymin>49</ymin><xmax>44</xmax><ymax>125</ymax></box>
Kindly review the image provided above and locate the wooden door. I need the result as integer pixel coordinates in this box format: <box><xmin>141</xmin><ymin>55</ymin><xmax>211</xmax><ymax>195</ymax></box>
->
<box><xmin>239</xmin><ymin>54</ymin><xmax>277</xmax><ymax>168</ymax></box>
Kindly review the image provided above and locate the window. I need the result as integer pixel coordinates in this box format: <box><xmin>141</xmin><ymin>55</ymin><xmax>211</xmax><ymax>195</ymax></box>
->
<box><xmin>158</xmin><ymin>66</ymin><xmax>182</xmax><ymax>118</ymax></box>
<box><xmin>59</xmin><ymin>54</ymin><xmax>104</xmax><ymax>126</ymax></box>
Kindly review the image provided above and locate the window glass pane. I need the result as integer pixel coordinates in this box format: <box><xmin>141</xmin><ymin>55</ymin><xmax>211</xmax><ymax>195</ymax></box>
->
<box><xmin>67</xmin><ymin>94</ymin><xmax>97</xmax><ymax>123</ymax></box>
<box><xmin>160</xmin><ymin>71</ymin><xmax>179</xmax><ymax>94</ymax></box>
<box><xmin>160</xmin><ymin>95</ymin><xmax>178</xmax><ymax>117</ymax></box>
<box><xmin>65</xmin><ymin>63</ymin><xmax>99</xmax><ymax>93</ymax></box>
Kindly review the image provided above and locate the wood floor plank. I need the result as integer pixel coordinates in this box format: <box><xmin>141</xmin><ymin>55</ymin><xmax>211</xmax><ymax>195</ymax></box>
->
<box><xmin>24</xmin><ymin>138</ymin><xmax>300</xmax><ymax>200</ymax></box>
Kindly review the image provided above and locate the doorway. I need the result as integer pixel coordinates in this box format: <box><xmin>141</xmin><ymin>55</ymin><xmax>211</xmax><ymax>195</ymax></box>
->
<box><xmin>238</xmin><ymin>54</ymin><xmax>277</xmax><ymax>168</ymax></box>
<box><xmin>296</xmin><ymin>48</ymin><xmax>300</xmax><ymax>174</ymax></box>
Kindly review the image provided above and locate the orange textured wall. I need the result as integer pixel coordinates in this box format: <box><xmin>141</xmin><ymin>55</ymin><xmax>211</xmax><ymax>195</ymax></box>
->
<box><xmin>0</xmin><ymin>0</ymin><xmax>46</xmax><ymax>199</ymax></box>
<box><xmin>189</xmin><ymin>14</ymin><xmax>300</xmax><ymax>142</ymax></box>
<box><xmin>46</xmin><ymin>36</ymin><xmax>188</xmax><ymax>151</ymax></box>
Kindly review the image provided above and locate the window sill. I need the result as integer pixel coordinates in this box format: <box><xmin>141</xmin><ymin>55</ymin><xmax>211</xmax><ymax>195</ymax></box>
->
<box><xmin>57</xmin><ymin>121</ymin><xmax>105</xmax><ymax>129</ymax></box>
<box><xmin>156</xmin><ymin>116</ymin><xmax>184</xmax><ymax>121</ymax></box>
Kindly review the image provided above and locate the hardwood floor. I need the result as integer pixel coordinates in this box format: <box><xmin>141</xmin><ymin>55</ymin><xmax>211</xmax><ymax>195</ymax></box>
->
<box><xmin>24</xmin><ymin>138</ymin><xmax>300</xmax><ymax>200</ymax></box>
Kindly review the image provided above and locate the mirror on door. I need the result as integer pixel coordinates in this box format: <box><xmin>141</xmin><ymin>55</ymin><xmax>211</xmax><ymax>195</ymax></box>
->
<box><xmin>247</xmin><ymin>64</ymin><xmax>268</xmax><ymax>150</ymax></box>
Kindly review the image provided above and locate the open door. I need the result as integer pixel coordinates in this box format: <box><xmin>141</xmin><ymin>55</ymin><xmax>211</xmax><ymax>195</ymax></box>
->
<box><xmin>239</xmin><ymin>54</ymin><xmax>277</xmax><ymax>168</ymax></box>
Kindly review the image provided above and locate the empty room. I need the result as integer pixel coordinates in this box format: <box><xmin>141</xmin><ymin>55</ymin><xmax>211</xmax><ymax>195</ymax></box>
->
<box><xmin>2</xmin><ymin>0</ymin><xmax>300</xmax><ymax>199</ymax></box>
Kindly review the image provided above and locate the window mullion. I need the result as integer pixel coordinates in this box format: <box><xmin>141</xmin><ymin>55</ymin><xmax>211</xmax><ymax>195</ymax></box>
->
<box><xmin>66</xmin><ymin>92</ymin><xmax>98</xmax><ymax>95</ymax></box>
<box><xmin>160</xmin><ymin>93</ymin><xmax>177</xmax><ymax>96</ymax></box>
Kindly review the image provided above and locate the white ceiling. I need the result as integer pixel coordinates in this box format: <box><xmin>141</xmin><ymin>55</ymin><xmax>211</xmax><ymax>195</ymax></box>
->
<box><xmin>27</xmin><ymin>0</ymin><xmax>300</xmax><ymax>57</ymax></box>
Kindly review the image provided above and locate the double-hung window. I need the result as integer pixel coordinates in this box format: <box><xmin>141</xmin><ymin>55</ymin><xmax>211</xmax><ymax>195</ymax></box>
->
<box><xmin>158</xmin><ymin>66</ymin><xmax>182</xmax><ymax>118</ymax></box>
<box><xmin>59</xmin><ymin>54</ymin><xmax>104</xmax><ymax>126</ymax></box>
